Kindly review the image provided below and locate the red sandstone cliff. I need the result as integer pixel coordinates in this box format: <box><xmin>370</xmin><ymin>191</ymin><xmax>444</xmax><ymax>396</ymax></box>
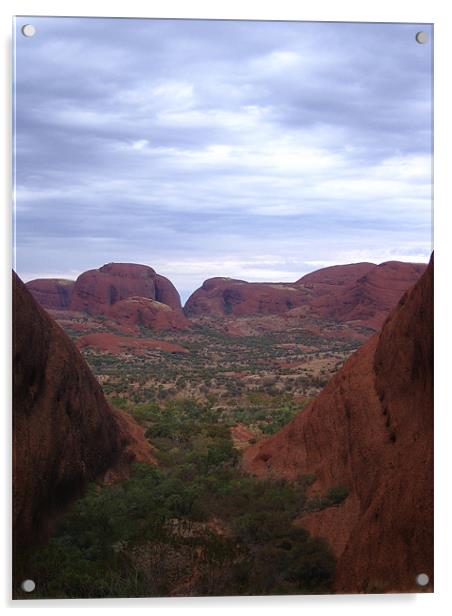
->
<box><xmin>26</xmin><ymin>278</ymin><xmax>75</xmax><ymax>309</ymax></box>
<box><xmin>13</xmin><ymin>272</ymin><xmax>155</xmax><ymax>557</ymax></box>
<box><xmin>243</xmin><ymin>256</ymin><xmax>433</xmax><ymax>593</ymax></box>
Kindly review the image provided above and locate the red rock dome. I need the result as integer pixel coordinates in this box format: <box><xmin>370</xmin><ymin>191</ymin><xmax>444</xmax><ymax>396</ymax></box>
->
<box><xmin>307</xmin><ymin>260</ymin><xmax>427</xmax><ymax>328</ymax></box>
<box><xmin>69</xmin><ymin>262</ymin><xmax>181</xmax><ymax>314</ymax></box>
<box><xmin>185</xmin><ymin>278</ymin><xmax>307</xmax><ymax>317</ymax></box>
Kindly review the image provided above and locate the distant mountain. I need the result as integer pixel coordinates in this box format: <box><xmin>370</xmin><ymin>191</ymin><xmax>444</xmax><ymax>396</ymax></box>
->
<box><xmin>26</xmin><ymin>262</ymin><xmax>187</xmax><ymax>332</ymax></box>
<box><xmin>184</xmin><ymin>277</ymin><xmax>307</xmax><ymax>317</ymax></box>
<box><xmin>184</xmin><ymin>261</ymin><xmax>427</xmax><ymax>331</ymax></box>
<box><xmin>69</xmin><ymin>262</ymin><xmax>181</xmax><ymax>313</ymax></box>
<box><xmin>243</xmin><ymin>256</ymin><xmax>433</xmax><ymax>592</ymax></box>
<box><xmin>304</xmin><ymin>260</ymin><xmax>427</xmax><ymax>329</ymax></box>
<box><xmin>13</xmin><ymin>272</ymin><xmax>155</xmax><ymax>560</ymax></box>
<box><xmin>26</xmin><ymin>260</ymin><xmax>427</xmax><ymax>336</ymax></box>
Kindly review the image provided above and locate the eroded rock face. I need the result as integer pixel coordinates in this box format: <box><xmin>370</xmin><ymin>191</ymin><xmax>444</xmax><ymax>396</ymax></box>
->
<box><xmin>13</xmin><ymin>272</ymin><xmax>155</xmax><ymax>557</ymax></box>
<box><xmin>184</xmin><ymin>278</ymin><xmax>308</xmax><ymax>317</ymax></box>
<box><xmin>69</xmin><ymin>263</ymin><xmax>181</xmax><ymax>314</ymax></box>
<box><xmin>109</xmin><ymin>296</ymin><xmax>190</xmax><ymax>331</ymax></box>
<box><xmin>243</xmin><ymin>256</ymin><xmax>433</xmax><ymax>593</ymax></box>
<box><xmin>26</xmin><ymin>278</ymin><xmax>75</xmax><ymax>309</ymax></box>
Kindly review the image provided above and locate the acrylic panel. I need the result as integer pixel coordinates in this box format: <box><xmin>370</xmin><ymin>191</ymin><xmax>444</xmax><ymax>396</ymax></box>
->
<box><xmin>12</xmin><ymin>16</ymin><xmax>433</xmax><ymax>599</ymax></box>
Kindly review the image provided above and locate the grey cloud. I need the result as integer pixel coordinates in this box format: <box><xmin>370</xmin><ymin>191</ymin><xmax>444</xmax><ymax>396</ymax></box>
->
<box><xmin>14</xmin><ymin>17</ymin><xmax>433</xmax><ymax>296</ymax></box>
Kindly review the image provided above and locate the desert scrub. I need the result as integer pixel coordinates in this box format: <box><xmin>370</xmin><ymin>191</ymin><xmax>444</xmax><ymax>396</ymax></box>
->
<box><xmin>26</xmin><ymin>396</ymin><xmax>337</xmax><ymax>599</ymax></box>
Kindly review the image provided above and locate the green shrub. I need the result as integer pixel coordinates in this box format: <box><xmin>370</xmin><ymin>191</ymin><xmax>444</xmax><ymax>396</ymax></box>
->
<box><xmin>326</xmin><ymin>485</ymin><xmax>349</xmax><ymax>505</ymax></box>
<box><xmin>130</xmin><ymin>401</ymin><xmax>159</xmax><ymax>424</ymax></box>
<box><xmin>26</xmin><ymin>390</ymin><xmax>337</xmax><ymax>599</ymax></box>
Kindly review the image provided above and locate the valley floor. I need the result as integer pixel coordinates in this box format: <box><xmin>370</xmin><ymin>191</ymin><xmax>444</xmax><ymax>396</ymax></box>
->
<box><xmin>22</xmin><ymin>395</ymin><xmax>351</xmax><ymax>598</ymax></box>
<box><xmin>18</xmin><ymin>318</ymin><xmax>358</xmax><ymax>598</ymax></box>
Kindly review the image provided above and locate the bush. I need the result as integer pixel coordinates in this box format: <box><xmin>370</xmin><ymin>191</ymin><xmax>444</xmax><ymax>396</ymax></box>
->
<box><xmin>326</xmin><ymin>485</ymin><xmax>349</xmax><ymax>505</ymax></box>
<box><xmin>131</xmin><ymin>401</ymin><xmax>159</xmax><ymax>424</ymax></box>
<box><xmin>26</xmin><ymin>390</ymin><xmax>337</xmax><ymax>599</ymax></box>
<box><xmin>109</xmin><ymin>396</ymin><xmax>129</xmax><ymax>410</ymax></box>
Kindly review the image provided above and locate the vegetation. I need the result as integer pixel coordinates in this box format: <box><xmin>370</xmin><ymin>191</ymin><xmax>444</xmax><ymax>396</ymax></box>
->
<box><xmin>59</xmin><ymin>315</ymin><xmax>359</xmax><ymax>406</ymax></box>
<box><xmin>24</xmin><ymin>314</ymin><xmax>360</xmax><ymax>599</ymax></box>
<box><xmin>26</xmin><ymin>397</ymin><xmax>338</xmax><ymax>599</ymax></box>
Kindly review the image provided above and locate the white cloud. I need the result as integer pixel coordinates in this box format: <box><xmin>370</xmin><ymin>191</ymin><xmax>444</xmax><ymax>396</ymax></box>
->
<box><xmin>250</xmin><ymin>50</ymin><xmax>303</xmax><ymax>74</ymax></box>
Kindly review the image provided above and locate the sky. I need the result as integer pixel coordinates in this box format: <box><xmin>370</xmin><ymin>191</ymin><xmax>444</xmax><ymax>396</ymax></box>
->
<box><xmin>14</xmin><ymin>17</ymin><xmax>433</xmax><ymax>303</ymax></box>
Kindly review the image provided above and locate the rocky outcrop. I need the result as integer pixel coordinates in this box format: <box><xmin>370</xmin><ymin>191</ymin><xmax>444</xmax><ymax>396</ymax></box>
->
<box><xmin>184</xmin><ymin>261</ymin><xmax>426</xmax><ymax>330</ymax></box>
<box><xmin>307</xmin><ymin>261</ymin><xmax>427</xmax><ymax>329</ymax></box>
<box><xmin>28</xmin><ymin>261</ymin><xmax>425</xmax><ymax>337</ymax></box>
<box><xmin>109</xmin><ymin>296</ymin><xmax>190</xmax><ymax>331</ymax></box>
<box><xmin>243</xmin><ymin>256</ymin><xmax>433</xmax><ymax>592</ymax></box>
<box><xmin>26</xmin><ymin>278</ymin><xmax>75</xmax><ymax>309</ymax></box>
<box><xmin>13</xmin><ymin>272</ymin><xmax>155</xmax><ymax>557</ymax></box>
<box><xmin>155</xmin><ymin>273</ymin><xmax>182</xmax><ymax>311</ymax></box>
<box><xmin>69</xmin><ymin>263</ymin><xmax>181</xmax><ymax>314</ymax></box>
<box><xmin>184</xmin><ymin>278</ymin><xmax>308</xmax><ymax>317</ymax></box>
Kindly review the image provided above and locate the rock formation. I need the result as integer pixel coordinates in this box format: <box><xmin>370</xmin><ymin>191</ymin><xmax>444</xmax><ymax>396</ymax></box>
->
<box><xmin>26</xmin><ymin>278</ymin><xmax>75</xmax><ymax>309</ymax></box>
<box><xmin>243</xmin><ymin>256</ymin><xmax>433</xmax><ymax>592</ymax></box>
<box><xmin>184</xmin><ymin>278</ymin><xmax>307</xmax><ymax>317</ymax></box>
<box><xmin>109</xmin><ymin>296</ymin><xmax>190</xmax><ymax>331</ymax></box>
<box><xmin>13</xmin><ymin>272</ymin><xmax>155</xmax><ymax>558</ymax></box>
<box><xmin>185</xmin><ymin>261</ymin><xmax>427</xmax><ymax>333</ymax></box>
<box><xmin>306</xmin><ymin>261</ymin><xmax>427</xmax><ymax>329</ymax></box>
<box><xmin>69</xmin><ymin>263</ymin><xmax>181</xmax><ymax>314</ymax></box>
<box><xmin>296</xmin><ymin>262</ymin><xmax>376</xmax><ymax>287</ymax></box>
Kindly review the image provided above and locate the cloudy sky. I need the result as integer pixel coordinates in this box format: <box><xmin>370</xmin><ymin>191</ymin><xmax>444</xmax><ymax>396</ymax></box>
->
<box><xmin>14</xmin><ymin>17</ymin><xmax>433</xmax><ymax>302</ymax></box>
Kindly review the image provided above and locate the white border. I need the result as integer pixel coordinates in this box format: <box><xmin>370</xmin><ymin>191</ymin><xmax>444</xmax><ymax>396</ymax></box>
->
<box><xmin>1</xmin><ymin>1</ymin><xmax>451</xmax><ymax>614</ymax></box>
